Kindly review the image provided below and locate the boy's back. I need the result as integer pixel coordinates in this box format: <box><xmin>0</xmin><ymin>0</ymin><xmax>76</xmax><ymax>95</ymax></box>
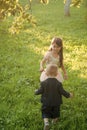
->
<box><xmin>35</xmin><ymin>78</ymin><xmax>70</xmax><ymax>106</ymax></box>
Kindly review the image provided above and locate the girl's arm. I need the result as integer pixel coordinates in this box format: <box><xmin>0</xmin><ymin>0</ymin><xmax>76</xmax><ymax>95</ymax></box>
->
<box><xmin>40</xmin><ymin>51</ymin><xmax>49</xmax><ymax>72</ymax></box>
<box><xmin>40</xmin><ymin>58</ymin><xmax>46</xmax><ymax>72</ymax></box>
<box><xmin>61</xmin><ymin>64</ymin><xmax>68</xmax><ymax>80</ymax></box>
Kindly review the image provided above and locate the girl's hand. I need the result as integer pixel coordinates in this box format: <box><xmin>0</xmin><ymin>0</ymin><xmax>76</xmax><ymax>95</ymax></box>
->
<box><xmin>64</xmin><ymin>73</ymin><xmax>68</xmax><ymax>80</ymax></box>
<box><xmin>39</xmin><ymin>67</ymin><xmax>44</xmax><ymax>72</ymax></box>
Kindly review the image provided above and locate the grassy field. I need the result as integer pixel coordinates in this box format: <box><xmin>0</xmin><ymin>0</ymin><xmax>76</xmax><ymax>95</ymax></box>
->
<box><xmin>0</xmin><ymin>0</ymin><xmax>87</xmax><ymax>130</ymax></box>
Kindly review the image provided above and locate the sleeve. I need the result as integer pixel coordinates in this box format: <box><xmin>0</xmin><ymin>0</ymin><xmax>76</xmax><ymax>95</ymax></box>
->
<box><xmin>35</xmin><ymin>82</ymin><xmax>44</xmax><ymax>95</ymax></box>
<box><xmin>58</xmin><ymin>83</ymin><xmax>70</xmax><ymax>98</ymax></box>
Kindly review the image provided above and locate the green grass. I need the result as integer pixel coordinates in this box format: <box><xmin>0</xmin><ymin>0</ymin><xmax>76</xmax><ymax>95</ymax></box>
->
<box><xmin>0</xmin><ymin>0</ymin><xmax>87</xmax><ymax>130</ymax></box>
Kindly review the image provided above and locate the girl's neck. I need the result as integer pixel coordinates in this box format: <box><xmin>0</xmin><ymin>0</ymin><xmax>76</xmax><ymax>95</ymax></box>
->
<box><xmin>51</xmin><ymin>51</ymin><xmax>59</xmax><ymax>58</ymax></box>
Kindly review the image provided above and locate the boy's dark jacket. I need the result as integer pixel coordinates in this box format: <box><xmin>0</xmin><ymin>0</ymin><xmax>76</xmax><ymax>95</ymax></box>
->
<box><xmin>35</xmin><ymin>78</ymin><xmax>70</xmax><ymax>106</ymax></box>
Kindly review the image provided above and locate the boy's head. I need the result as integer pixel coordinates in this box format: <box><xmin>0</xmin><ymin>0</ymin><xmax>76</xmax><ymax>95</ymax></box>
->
<box><xmin>46</xmin><ymin>64</ymin><xmax>58</xmax><ymax>77</ymax></box>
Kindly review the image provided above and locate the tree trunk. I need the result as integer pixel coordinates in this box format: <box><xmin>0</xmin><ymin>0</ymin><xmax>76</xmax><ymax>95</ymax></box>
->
<box><xmin>64</xmin><ymin>0</ymin><xmax>72</xmax><ymax>16</ymax></box>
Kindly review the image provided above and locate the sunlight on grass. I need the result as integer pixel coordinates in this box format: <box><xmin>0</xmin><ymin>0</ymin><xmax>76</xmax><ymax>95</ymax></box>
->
<box><xmin>27</xmin><ymin>44</ymin><xmax>48</xmax><ymax>55</ymax></box>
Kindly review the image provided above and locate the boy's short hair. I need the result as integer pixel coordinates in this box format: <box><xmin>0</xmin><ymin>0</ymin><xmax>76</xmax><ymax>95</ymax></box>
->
<box><xmin>46</xmin><ymin>64</ymin><xmax>58</xmax><ymax>77</ymax></box>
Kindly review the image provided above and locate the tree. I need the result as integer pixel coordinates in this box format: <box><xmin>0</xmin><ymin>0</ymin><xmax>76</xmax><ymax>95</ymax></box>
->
<box><xmin>0</xmin><ymin>0</ymin><xmax>83</xmax><ymax>34</ymax></box>
<box><xmin>0</xmin><ymin>0</ymin><xmax>49</xmax><ymax>34</ymax></box>
<box><xmin>64</xmin><ymin>0</ymin><xmax>72</xmax><ymax>16</ymax></box>
<box><xmin>64</xmin><ymin>0</ymin><xmax>82</xmax><ymax>17</ymax></box>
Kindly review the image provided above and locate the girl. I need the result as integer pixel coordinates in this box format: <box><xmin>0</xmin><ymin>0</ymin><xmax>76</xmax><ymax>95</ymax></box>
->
<box><xmin>40</xmin><ymin>37</ymin><xmax>68</xmax><ymax>83</ymax></box>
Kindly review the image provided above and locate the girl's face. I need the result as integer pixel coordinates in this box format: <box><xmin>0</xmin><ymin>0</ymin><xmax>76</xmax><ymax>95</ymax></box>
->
<box><xmin>52</xmin><ymin>42</ymin><xmax>61</xmax><ymax>53</ymax></box>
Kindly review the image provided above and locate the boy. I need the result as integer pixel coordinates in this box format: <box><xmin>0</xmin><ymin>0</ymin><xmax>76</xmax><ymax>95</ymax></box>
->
<box><xmin>35</xmin><ymin>64</ymin><xmax>73</xmax><ymax>130</ymax></box>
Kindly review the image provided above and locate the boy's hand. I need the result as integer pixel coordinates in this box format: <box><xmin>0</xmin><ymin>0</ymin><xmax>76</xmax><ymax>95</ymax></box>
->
<box><xmin>35</xmin><ymin>89</ymin><xmax>38</xmax><ymax>95</ymax></box>
<box><xmin>35</xmin><ymin>89</ymin><xmax>38</xmax><ymax>93</ymax></box>
<box><xmin>70</xmin><ymin>93</ymin><xmax>73</xmax><ymax>98</ymax></box>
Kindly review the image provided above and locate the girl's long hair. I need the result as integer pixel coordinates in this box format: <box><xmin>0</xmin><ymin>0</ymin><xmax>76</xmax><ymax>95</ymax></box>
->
<box><xmin>49</xmin><ymin>37</ymin><xmax>63</xmax><ymax>67</ymax></box>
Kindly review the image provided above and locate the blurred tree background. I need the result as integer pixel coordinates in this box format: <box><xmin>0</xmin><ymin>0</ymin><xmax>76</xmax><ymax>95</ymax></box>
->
<box><xmin>0</xmin><ymin>0</ymin><xmax>86</xmax><ymax>34</ymax></box>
